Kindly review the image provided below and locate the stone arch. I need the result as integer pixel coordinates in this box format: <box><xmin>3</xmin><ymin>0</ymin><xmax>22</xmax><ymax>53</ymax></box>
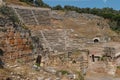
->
<box><xmin>93</xmin><ymin>37</ymin><xmax>100</xmax><ymax>43</ymax></box>
<box><xmin>94</xmin><ymin>39</ymin><xmax>99</xmax><ymax>43</ymax></box>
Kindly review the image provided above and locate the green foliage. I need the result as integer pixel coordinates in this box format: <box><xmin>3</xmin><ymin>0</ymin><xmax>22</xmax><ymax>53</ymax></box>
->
<box><xmin>0</xmin><ymin>28</ymin><xmax>7</xmax><ymax>32</ymax></box>
<box><xmin>0</xmin><ymin>6</ymin><xmax>19</xmax><ymax>24</ymax></box>
<box><xmin>35</xmin><ymin>63</ymin><xmax>40</xmax><ymax>67</ymax></box>
<box><xmin>64</xmin><ymin>5</ymin><xmax>80</xmax><ymax>12</ymax></box>
<box><xmin>52</xmin><ymin>5</ymin><xmax>63</xmax><ymax>10</ymax></box>
<box><xmin>51</xmin><ymin>5</ymin><xmax>120</xmax><ymax>32</ymax></box>
<box><xmin>58</xmin><ymin>70</ymin><xmax>69</xmax><ymax>75</ymax></box>
<box><xmin>72</xmin><ymin>60</ymin><xmax>76</xmax><ymax>64</ymax></box>
<box><xmin>6</xmin><ymin>0</ymin><xmax>120</xmax><ymax>32</ymax></box>
<box><xmin>35</xmin><ymin>0</ymin><xmax>50</xmax><ymax>8</ymax></box>
<box><xmin>75</xmin><ymin>71</ymin><xmax>84</xmax><ymax>80</ymax></box>
<box><xmin>17</xmin><ymin>59</ymin><xmax>24</xmax><ymax>63</ymax></box>
<box><xmin>19</xmin><ymin>0</ymin><xmax>120</xmax><ymax>31</ymax></box>
<box><xmin>19</xmin><ymin>0</ymin><xmax>50</xmax><ymax>8</ymax></box>
<box><xmin>117</xmin><ymin>66</ymin><xmax>120</xmax><ymax>69</ymax></box>
<box><xmin>19</xmin><ymin>0</ymin><xmax>33</xmax><ymax>4</ymax></box>
<box><xmin>109</xmin><ymin>21</ymin><xmax>119</xmax><ymax>31</ymax></box>
<box><xmin>29</xmin><ymin>44</ymin><xmax>34</xmax><ymax>50</ymax></box>
<box><xmin>21</xmin><ymin>25</ymin><xmax>28</xmax><ymax>30</ymax></box>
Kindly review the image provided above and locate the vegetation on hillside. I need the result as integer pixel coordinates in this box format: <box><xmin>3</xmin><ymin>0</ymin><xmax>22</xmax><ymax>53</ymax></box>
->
<box><xmin>0</xmin><ymin>6</ymin><xmax>19</xmax><ymax>25</ymax></box>
<box><xmin>19</xmin><ymin>0</ymin><xmax>50</xmax><ymax>8</ymax></box>
<box><xmin>19</xmin><ymin>0</ymin><xmax>120</xmax><ymax>32</ymax></box>
<box><xmin>53</xmin><ymin>5</ymin><xmax>120</xmax><ymax>32</ymax></box>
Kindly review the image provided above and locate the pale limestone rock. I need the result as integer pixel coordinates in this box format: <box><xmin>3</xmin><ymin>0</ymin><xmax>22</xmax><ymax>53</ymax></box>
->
<box><xmin>0</xmin><ymin>0</ymin><xmax>3</xmax><ymax>5</ymax></box>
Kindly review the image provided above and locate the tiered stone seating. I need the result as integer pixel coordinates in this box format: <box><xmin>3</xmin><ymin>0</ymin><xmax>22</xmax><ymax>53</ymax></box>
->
<box><xmin>33</xmin><ymin>10</ymin><xmax>50</xmax><ymax>25</ymax></box>
<box><xmin>67</xmin><ymin>39</ymin><xmax>83</xmax><ymax>51</ymax></box>
<box><xmin>10</xmin><ymin>5</ymin><xmax>51</xmax><ymax>25</ymax></box>
<box><xmin>33</xmin><ymin>29</ymin><xmax>84</xmax><ymax>52</ymax></box>
<box><xmin>16</xmin><ymin>8</ymin><xmax>37</xmax><ymax>25</ymax></box>
<box><xmin>38</xmin><ymin>30</ymin><xmax>65</xmax><ymax>52</ymax></box>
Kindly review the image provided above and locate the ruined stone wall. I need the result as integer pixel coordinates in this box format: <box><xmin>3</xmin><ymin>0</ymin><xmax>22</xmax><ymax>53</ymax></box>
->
<box><xmin>0</xmin><ymin>20</ymin><xmax>33</xmax><ymax>63</ymax></box>
<box><xmin>32</xmin><ymin>29</ymin><xmax>67</xmax><ymax>52</ymax></box>
<box><xmin>31</xmin><ymin>29</ymin><xmax>87</xmax><ymax>52</ymax></box>
<box><xmin>9</xmin><ymin>5</ymin><xmax>51</xmax><ymax>26</ymax></box>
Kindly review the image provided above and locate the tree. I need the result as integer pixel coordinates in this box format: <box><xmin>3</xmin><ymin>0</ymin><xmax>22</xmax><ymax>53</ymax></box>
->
<box><xmin>19</xmin><ymin>0</ymin><xmax>50</xmax><ymax>8</ymax></box>
<box><xmin>52</xmin><ymin>5</ymin><xmax>63</xmax><ymax>10</ymax></box>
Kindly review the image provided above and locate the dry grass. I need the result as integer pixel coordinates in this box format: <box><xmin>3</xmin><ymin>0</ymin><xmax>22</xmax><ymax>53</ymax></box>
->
<box><xmin>116</xmin><ymin>67</ymin><xmax>120</xmax><ymax>77</ymax></box>
<box><xmin>4</xmin><ymin>0</ymin><xmax>118</xmax><ymax>39</ymax></box>
<box><xmin>0</xmin><ymin>68</ymin><xmax>11</xmax><ymax>79</ymax></box>
<box><xmin>5</xmin><ymin>0</ymin><xmax>31</xmax><ymax>6</ymax></box>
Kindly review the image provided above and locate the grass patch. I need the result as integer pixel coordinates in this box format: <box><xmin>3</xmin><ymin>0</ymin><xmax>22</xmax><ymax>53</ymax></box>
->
<box><xmin>117</xmin><ymin>66</ymin><xmax>120</xmax><ymax>69</ymax></box>
<box><xmin>58</xmin><ymin>70</ymin><xmax>69</xmax><ymax>75</ymax></box>
<box><xmin>75</xmin><ymin>71</ymin><xmax>84</xmax><ymax>80</ymax></box>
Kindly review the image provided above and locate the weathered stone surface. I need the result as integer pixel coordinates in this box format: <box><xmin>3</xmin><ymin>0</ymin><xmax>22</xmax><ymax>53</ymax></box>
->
<box><xmin>0</xmin><ymin>18</ymin><xmax>33</xmax><ymax>63</ymax></box>
<box><xmin>65</xmin><ymin>11</ymin><xmax>80</xmax><ymax>18</ymax></box>
<box><xmin>8</xmin><ymin>5</ymin><xmax>51</xmax><ymax>26</ymax></box>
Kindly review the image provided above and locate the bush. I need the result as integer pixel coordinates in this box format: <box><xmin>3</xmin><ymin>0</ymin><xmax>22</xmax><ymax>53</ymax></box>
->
<box><xmin>76</xmin><ymin>71</ymin><xmax>84</xmax><ymax>80</ymax></box>
<box><xmin>117</xmin><ymin>66</ymin><xmax>120</xmax><ymax>69</ymax></box>
<box><xmin>0</xmin><ymin>6</ymin><xmax>19</xmax><ymax>24</ymax></box>
<box><xmin>59</xmin><ymin>70</ymin><xmax>69</xmax><ymax>75</ymax></box>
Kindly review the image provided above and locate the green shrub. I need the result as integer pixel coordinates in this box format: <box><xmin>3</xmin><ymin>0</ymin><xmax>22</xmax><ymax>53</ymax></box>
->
<box><xmin>0</xmin><ymin>6</ymin><xmax>19</xmax><ymax>24</ymax></box>
<box><xmin>19</xmin><ymin>0</ymin><xmax>50</xmax><ymax>8</ymax></box>
<box><xmin>117</xmin><ymin>66</ymin><xmax>120</xmax><ymax>69</ymax></box>
<box><xmin>59</xmin><ymin>70</ymin><xmax>69</xmax><ymax>75</ymax></box>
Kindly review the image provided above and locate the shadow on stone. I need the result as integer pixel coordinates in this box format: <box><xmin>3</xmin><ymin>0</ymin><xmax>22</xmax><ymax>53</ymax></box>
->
<box><xmin>0</xmin><ymin>58</ymin><xmax>4</xmax><ymax>68</ymax></box>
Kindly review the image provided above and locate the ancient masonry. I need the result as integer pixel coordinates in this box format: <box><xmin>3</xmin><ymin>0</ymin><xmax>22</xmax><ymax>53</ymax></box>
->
<box><xmin>0</xmin><ymin>19</ymin><xmax>32</xmax><ymax>62</ymax></box>
<box><xmin>6</xmin><ymin>5</ymin><xmax>110</xmax><ymax>52</ymax></box>
<box><xmin>31</xmin><ymin>29</ymin><xmax>85</xmax><ymax>52</ymax></box>
<box><xmin>8</xmin><ymin>5</ymin><xmax>51</xmax><ymax>25</ymax></box>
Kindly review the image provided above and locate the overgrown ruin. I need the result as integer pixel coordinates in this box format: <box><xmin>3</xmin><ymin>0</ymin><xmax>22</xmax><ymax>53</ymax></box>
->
<box><xmin>9</xmin><ymin>5</ymin><xmax>51</xmax><ymax>26</ymax></box>
<box><xmin>0</xmin><ymin>1</ymin><xmax>120</xmax><ymax>80</ymax></box>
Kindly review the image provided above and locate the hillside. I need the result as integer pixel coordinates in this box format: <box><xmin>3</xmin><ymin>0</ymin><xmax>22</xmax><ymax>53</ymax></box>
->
<box><xmin>4</xmin><ymin>0</ymin><xmax>118</xmax><ymax>38</ymax></box>
<box><xmin>0</xmin><ymin>0</ymin><xmax>120</xmax><ymax>80</ymax></box>
<box><xmin>5</xmin><ymin>0</ymin><xmax>31</xmax><ymax>6</ymax></box>
<box><xmin>53</xmin><ymin>11</ymin><xmax>117</xmax><ymax>38</ymax></box>
<box><xmin>27</xmin><ymin>10</ymin><xmax>117</xmax><ymax>38</ymax></box>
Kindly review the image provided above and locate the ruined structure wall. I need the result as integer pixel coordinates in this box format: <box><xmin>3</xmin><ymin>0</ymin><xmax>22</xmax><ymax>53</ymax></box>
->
<box><xmin>8</xmin><ymin>5</ymin><xmax>51</xmax><ymax>25</ymax></box>
<box><xmin>0</xmin><ymin>24</ymin><xmax>33</xmax><ymax>63</ymax></box>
